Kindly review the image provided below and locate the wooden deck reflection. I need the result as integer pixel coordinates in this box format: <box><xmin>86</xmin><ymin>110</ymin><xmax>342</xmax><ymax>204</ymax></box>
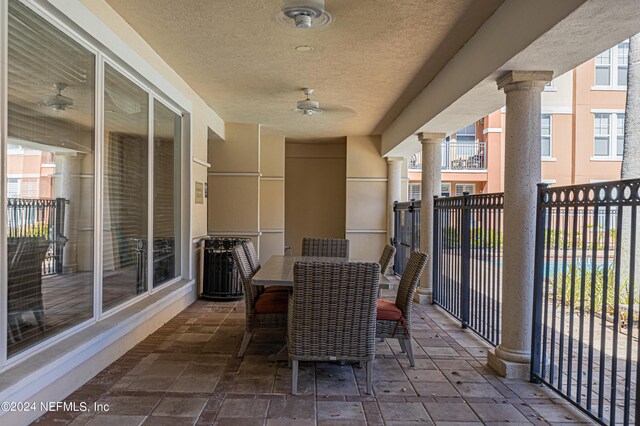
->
<box><xmin>8</xmin><ymin>268</ymin><xmax>142</xmax><ymax>356</ymax></box>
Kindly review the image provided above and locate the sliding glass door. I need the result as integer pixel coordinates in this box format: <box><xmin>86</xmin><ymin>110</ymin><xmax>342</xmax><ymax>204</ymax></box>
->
<box><xmin>3</xmin><ymin>0</ymin><xmax>185</xmax><ymax>361</ymax></box>
<box><xmin>102</xmin><ymin>64</ymin><xmax>149</xmax><ymax>311</ymax></box>
<box><xmin>6</xmin><ymin>0</ymin><xmax>95</xmax><ymax>356</ymax></box>
<box><xmin>153</xmin><ymin>101</ymin><xmax>181</xmax><ymax>287</ymax></box>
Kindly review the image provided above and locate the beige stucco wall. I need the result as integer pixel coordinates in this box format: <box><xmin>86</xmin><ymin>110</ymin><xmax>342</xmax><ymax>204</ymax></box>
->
<box><xmin>285</xmin><ymin>140</ymin><xmax>346</xmax><ymax>256</ymax></box>
<box><xmin>541</xmin><ymin>113</ymin><xmax>573</xmax><ymax>186</ymax></box>
<box><xmin>208</xmin><ymin>123</ymin><xmax>260</xmax><ymax>239</ymax></box>
<box><xmin>260</xmin><ymin>132</ymin><xmax>285</xmax><ymax>262</ymax></box>
<box><xmin>345</xmin><ymin>136</ymin><xmax>387</xmax><ymax>262</ymax></box>
<box><xmin>541</xmin><ymin>70</ymin><xmax>573</xmax><ymax>110</ymax></box>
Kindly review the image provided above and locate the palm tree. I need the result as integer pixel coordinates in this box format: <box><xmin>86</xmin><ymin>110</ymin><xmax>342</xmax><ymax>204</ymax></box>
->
<box><xmin>621</xmin><ymin>33</ymin><xmax>639</xmax><ymax>294</ymax></box>
<box><xmin>621</xmin><ymin>34</ymin><xmax>640</xmax><ymax>180</ymax></box>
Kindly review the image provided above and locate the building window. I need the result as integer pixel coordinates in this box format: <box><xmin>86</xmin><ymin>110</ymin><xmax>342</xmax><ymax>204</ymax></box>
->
<box><xmin>408</xmin><ymin>182</ymin><xmax>452</xmax><ymax>200</ymax></box>
<box><xmin>19</xmin><ymin>178</ymin><xmax>38</xmax><ymax>198</ymax></box>
<box><xmin>594</xmin><ymin>41</ymin><xmax>629</xmax><ymax>88</ymax></box>
<box><xmin>455</xmin><ymin>183</ymin><xmax>475</xmax><ymax>196</ymax></box>
<box><xmin>541</xmin><ymin>114</ymin><xmax>552</xmax><ymax>158</ymax></box>
<box><xmin>617</xmin><ymin>114</ymin><xmax>625</xmax><ymax>155</ymax></box>
<box><xmin>455</xmin><ymin>124</ymin><xmax>476</xmax><ymax>143</ymax></box>
<box><xmin>6</xmin><ymin>178</ymin><xmax>38</xmax><ymax>198</ymax></box>
<box><xmin>408</xmin><ymin>183</ymin><xmax>421</xmax><ymax>200</ymax></box>
<box><xmin>594</xmin><ymin>112</ymin><xmax>625</xmax><ymax>158</ymax></box>
<box><xmin>617</xmin><ymin>41</ymin><xmax>629</xmax><ymax>86</ymax></box>
<box><xmin>441</xmin><ymin>183</ymin><xmax>451</xmax><ymax>197</ymax></box>
<box><xmin>7</xmin><ymin>178</ymin><xmax>19</xmax><ymax>198</ymax></box>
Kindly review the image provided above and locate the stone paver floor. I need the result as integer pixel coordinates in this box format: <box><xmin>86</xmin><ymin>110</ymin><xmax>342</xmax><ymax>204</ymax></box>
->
<box><xmin>34</xmin><ymin>287</ymin><xmax>594</xmax><ymax>425</ymax></box>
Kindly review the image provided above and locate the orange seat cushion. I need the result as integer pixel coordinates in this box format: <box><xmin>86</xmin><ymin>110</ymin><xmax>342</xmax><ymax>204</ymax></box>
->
<box><xmin>255</xmin><ymin>291</ymin><xmax>289</xmax><ymax>314</ymax></box>
<box><xmin>376</xmin><ymin>299</ymin><xmax>403</xmax><ymax>321</ymax></box>
<box><xmin>263</xmin><ymin>285</ymin><xmax>290</xmax><ymax>293</ymax></box>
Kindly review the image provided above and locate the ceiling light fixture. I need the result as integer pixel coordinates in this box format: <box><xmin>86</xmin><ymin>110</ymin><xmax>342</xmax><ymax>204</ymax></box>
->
<box><xmin>296</xmin><ymin>88</ymin><xmax>322</xmax><ymax>116</ymax></box>
<box><xmin>42</xmin><ymin>83</ymin><xmax>74</xmax><ymax>111</ymax></box>
<box><xmin>277</xmin><ymin>0</ymin><xmax>332</xmax><ymax>29</ymax></box>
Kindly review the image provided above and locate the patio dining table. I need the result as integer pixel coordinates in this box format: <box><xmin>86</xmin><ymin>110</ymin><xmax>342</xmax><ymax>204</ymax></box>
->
<box><xmin>252</xmin><ymin>255</ymin><xmax>391</xmax><ymax>288</ymax></box>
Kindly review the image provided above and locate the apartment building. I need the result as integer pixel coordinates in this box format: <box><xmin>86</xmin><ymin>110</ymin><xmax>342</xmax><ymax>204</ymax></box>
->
<box><xmin>408</xmin><ymin>40</ymin><xmax>629</xmax><ymax>198</ymax></box>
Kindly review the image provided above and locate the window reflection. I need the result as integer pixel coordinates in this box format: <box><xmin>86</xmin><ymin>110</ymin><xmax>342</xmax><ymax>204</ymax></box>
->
<box><xmin>7</xmin><ymin>0</ymin><xmax>95</xmax><ymax>356</ymax></box>
<box><xmin>153</xmin><ymin>101</ymin><xmax>181</xmax><ymax>286</ymax></box>
<box><xmin>102</xmin><ymin>64</ymin><xmax>149</xmax><ymax>311</ymax></box>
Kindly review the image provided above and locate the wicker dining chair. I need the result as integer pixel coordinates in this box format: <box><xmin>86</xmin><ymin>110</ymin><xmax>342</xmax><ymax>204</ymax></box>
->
<box><xmin>301</xmin><ymin>237</ymin><xmax>350</xmax><ymax>258</ymax></box>
<box><xmin>289</xmin><ymin>261</ymin><xmax>380</xmax><ymax>395</ymax></box>
<box><xmin>376</xmin><ymin>251</ymin><xmax>428</xmax><ymax>367</ymax></box>
<box><xmin>232</xmin><ymin>245</ymin><xmax>289</xmax><ymax>357</ymax></box>
<box><xmin>242</xmin><ymin>240</ymin><xmax>260</xmax><ymax>272</ymax></box>
<box><xmin>242</xmin><ymin>241</ymin><xmax>289</xmax><ymax>294</ymax></box>
<box><xmin>378</xmin><ymin>244</ymin><xmax>396</xmax><ymax>275</ymax></box>
<box><xmin>7</xmin><ymin>237</ymin><xmax>50</xmax><ymax>341</ymax></box>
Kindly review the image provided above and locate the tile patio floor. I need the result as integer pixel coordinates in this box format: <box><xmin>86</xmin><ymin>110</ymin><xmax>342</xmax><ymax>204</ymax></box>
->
<box><xmin>34</xmin><ymin>286</ymin><xmax>594</xmax><ymax>425</ymax></box>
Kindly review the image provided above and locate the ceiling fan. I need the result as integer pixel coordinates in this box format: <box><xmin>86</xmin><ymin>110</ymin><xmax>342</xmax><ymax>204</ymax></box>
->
<box><xmin>279</xmin><ymin>0</ymin><xmax>332</xmax><ymax>29</ymax></box>
<box><xmin>41</xmin><ymin>83</ymin><xmax>74</xmax><ymax>111</ymax></box>
<box><xmin>294</xmin><ymin>88</ymin><xmax>356</xmax><ymax>118</ymax></box>
<box><xmin>296</xmin><ymin>88</ymin><xmax>322</xmax><ymax>116</ymax></box>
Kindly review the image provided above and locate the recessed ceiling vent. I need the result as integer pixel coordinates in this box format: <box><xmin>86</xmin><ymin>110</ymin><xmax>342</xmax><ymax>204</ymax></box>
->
<box><xmin>277</xmin><ymin>0</ymin><xmax>332</xmax><ymax>29</ymax></box>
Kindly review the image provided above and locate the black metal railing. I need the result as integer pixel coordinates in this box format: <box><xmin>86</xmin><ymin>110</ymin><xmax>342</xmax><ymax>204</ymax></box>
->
<box><xmin>393</xmin><ymin>200</ymin><xmax>420</xmax><ymax>275</ymax></box>
<box><xmin>7</xmin><ymin>197</ymin><xmax>67</xmax><ymax>275</ymax></box>
<box><xmin>532</xmin><ymin>179</ymin><xmax>640</xmax><ymax>425</ymax></box>
<box><xmin>432</xmin><ymin>192</ymin><xmax>503</xmax><ymax>346</ymax></box>
<box><xmin>408</xmin><ymin>141</ymin><xmax>487</xmax><ymax>171</ymax></box>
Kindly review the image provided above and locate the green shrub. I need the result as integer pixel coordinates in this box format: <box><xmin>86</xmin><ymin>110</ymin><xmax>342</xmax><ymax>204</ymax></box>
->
<box><xmin>548</xmin><ymin>263</ymin><xmax>636</xmax><ymax>316</ymax></box>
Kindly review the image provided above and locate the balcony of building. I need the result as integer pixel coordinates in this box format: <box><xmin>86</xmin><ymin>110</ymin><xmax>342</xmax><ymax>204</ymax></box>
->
<box><xmin>409</xmin><ymin>141</ymin><xmax>488</xmax><ymax>173</ymax></box>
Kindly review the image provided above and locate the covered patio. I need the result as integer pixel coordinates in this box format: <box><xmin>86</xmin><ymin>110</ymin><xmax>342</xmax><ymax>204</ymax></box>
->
<box><xmin>2</xmin><ymin>0</ymin><xmax>640</xmax><ymax>425</ymax></box>
<box><xmin>35</xmin><ymin>287</ymin><xmax>590</xmax><ymax>425</ymax></box>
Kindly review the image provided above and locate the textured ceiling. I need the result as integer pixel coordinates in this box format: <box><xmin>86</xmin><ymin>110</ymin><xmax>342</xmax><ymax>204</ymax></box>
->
<box><xmin>104</xmin><ymin>0</ymin><xmax>503</xmax><ymax>139</ymax></box>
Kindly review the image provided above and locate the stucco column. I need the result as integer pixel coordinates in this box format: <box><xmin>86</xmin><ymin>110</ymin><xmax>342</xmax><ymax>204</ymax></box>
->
<box><xmin>415</xmin><ymin>133</ymin><xmax>446</xmax><ymax>304</ymax></box>
<box><xmin>386</xmin><ymin>157</ymin><xmax>403</xmax><ymax>246</ymax></box>
<box><xmin>57</xmin><ymin>152</ymin><xmax>82</xmax><ymax>274</ymax></box>
<box><xmin>488</xmin><ymin>71</ymin><xmax>553</xmax><ymax>378</ymax></box>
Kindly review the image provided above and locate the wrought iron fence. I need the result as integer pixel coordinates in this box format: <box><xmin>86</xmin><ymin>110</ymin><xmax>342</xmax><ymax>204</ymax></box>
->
<box><xmin>7</xmin><ymin>197</ymin><xmax>67</xmax><ymax>275</ymax></box>
<box><xmin>392</xmin><ymin>200</ymin><xmax>420</xmax><ymax>276</ymax></box>
<box><xmin>432</xmin><ymin>192</ymin><xmax>503</xmax><ymax>346</ymax></box>
<box><xmin>532</xmin><ymin>179</ymin><xmax>640</xmax><ymax>425</ymax></box>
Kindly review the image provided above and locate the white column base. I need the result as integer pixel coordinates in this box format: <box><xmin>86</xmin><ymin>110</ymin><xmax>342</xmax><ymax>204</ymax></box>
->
<box><xmin>413</xmin><ymin>288</ymin><xmax>431</xmax><ymax>304</ymax></box>
<box><xmin>487</xmin><ymin>348</ymin><xmax>530</xmax><ymax>379</ymax></box>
